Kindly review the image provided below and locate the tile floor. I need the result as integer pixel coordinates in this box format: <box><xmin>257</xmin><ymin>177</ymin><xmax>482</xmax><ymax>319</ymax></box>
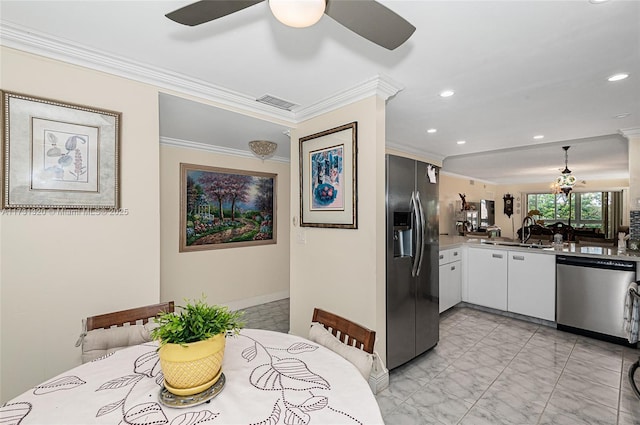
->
<box><xmin>241</xmin><ymin>299</ymin><xmax>640</xmax><ymax>424</ymax></box>
<box><xmin>241</xmin><ymin>298</ymin><xmax>290</xmax><ymax>334</ymax></box>
<box><xmin>377</xmin><ymin>307</ymin><xmax>640</xmax><ymax>425</ymax></box>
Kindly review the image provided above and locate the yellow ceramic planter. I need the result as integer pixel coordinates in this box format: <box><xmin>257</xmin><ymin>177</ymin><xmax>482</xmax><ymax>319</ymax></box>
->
<box><xmin>158</xmin><ymin>333</ymin><xmax>225</xmax><ymax>396</ymax></box>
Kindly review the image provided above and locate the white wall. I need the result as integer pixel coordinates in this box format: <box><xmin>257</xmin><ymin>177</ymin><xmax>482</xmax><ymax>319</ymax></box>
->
<box><xmin>289</xmin><ymin>96</ymin><xmax>387</xmax><ymax>362</ymax></box>
<box><xmin>0</xmin><ymin>47</ymin><xmax>161</xmax><ymax>402</ymax></box>
<box><xmin>439</xmin><ymin>173</ymin><xmax>498</xmax><ymax>236</ymax></box>
<box><xmin>159</xmin><ymin>144</ymin><xmax>290</xmax><ymax>309</ymax></box>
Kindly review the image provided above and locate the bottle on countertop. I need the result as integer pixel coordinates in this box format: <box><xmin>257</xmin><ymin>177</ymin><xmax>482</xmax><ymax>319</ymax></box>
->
<box><xmin>618</xmin><ymin>232</ymin><xmax>630</xmax><ymax>252</ymax></box>
<box><xmin>553</xmin><ymin>233</ymin><xmax>563</xmax><ymax>248</ymax></box>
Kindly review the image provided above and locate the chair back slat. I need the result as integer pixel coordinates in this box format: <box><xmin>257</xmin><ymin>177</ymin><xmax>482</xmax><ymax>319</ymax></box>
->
<box><xmin>312</xmin><ymin>308</ymin><xmax>375</xmax><ymax>354</ymax></box>
<box><xmin>86</xmin><ymin>301</ymin><xmax>174</xmax><ymax>331</ymax></box>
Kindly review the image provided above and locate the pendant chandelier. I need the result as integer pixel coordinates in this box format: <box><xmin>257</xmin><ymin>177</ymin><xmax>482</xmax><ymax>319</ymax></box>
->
<box><xmin>554</xmin><ymin>146</ymin><xmax>576</xmax><ymax>195</ymax></box>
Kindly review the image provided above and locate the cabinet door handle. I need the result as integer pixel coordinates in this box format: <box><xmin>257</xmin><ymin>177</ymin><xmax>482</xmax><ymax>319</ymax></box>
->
<box><xmin>453</xmin><ymin>251</ymin><xmax>459</xmax><ymax>257</ymax></box>
<box><xmin>512</xmin><ymin>255</ymin><xmax>525</xmax><ymax>261</ymax></box>
<box><xmin>451</xmin><ymin>265</ymin><xmax>456</xmax><ymax>271</ymax></box>
<box><xmin>492</xmin><ymin>253</ymin><xmax>503</xmax><ymax>259</ymax></box>
<box><xmin>439</xmin><ymin>254</ymin><xmax>444</xmax><ymax>260</ymax></box>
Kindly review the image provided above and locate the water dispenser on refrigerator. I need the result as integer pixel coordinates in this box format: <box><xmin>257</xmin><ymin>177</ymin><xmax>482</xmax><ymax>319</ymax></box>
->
<box><xmin>393</xmin><ymin>211</ymin><xmax>412</xmax><ymax>258</ymax></box>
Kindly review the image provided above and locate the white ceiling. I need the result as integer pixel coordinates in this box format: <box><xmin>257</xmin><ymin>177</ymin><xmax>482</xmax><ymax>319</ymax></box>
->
<box><xmin>443</xmin><ymin>134</ymin><xmax>629</xmax><ymax>184</ymax></box>
<box><xmin>1</xmin><ymin>0</ymin><xmax>638</xmax><ymax>183</ymax></box>
<box><xmin>159</xmin><ymin>93</ymin><xmax>293</xmax><ymax>158</ymax></box>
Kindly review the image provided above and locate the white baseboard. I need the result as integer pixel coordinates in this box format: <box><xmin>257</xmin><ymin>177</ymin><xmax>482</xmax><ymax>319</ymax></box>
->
<box><xmin>223</xmin><ymin>290</ymin><xmax>290</xmax><ymax>311</ymax></box>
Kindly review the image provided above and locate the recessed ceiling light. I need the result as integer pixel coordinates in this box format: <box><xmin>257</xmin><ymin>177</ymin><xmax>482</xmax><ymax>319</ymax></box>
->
<box><xmin>608</xmin><ymin>73</ymin><xmax>629</xmax><ymax>82</ymax></box>
<box><xmin>440</xmin><ymin>90</ymin><xmax>455</xmax><ymax>98</ymax></box>
<box><xmin>427</xmin><ymin>128</ymin><xmax>437</xmax><ymax>134</ymax></box>
<box><xmin>533</xmin><ymin>135</ymin><xmax>544</xmax><ymax>140</ymax></box>
<box><xmin>456</xmin><ymin>140</ymin><xmax>466</xmax><ymax>145</ymax></box>
<box><xmin>614</xmin><ymin>112</ymin><xmax>631</xmax><ymax>119</ymax></box>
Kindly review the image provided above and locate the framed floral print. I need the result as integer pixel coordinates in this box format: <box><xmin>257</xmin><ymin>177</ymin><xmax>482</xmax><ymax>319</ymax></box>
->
<box><xmin>299</xmin><ymin>122</ymin><xmax>357</xmax><ymax>229</ymax></box>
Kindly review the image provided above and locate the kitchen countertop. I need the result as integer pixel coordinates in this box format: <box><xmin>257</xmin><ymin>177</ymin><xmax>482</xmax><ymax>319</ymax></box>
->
<box><xmin>439</xmin><ymin>235</ymin><xmax>640</xmax><ymax>262</ymax></box>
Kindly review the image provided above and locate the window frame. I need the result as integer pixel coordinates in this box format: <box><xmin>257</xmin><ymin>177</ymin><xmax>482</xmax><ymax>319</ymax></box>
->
<box><xmin>526</xmin><ymin>192</ymin><xmax>604</xmax><ymax>229</ymax></box>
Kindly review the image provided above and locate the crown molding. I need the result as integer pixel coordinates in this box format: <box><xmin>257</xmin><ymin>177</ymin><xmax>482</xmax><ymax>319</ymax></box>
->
<box><xmin>438</xmin><ymin>169</ymin><xmax>499</xmax><ymax>186</ymax></box>
<box><xmin>1</xmin><ymin>20</ymin><xmax>403</xmax><ymax>126</ymax></box>
<box><xmin>619</xmin><ymin>127</ymin><xmax>640</xmax><ymax>138</ymax></box>
<box><xmin>294</xmin><ymin>74</ymin><xmax>403</xmax><ymax>121</ymax></box>
<box><xmin>0</xmin><ymin>20</ymin><xmax>295</xmax><ymax>123</ymax></box>
<box><xmin>160</xmin><ymin>137</ymin><xmax>290</xmax><ymax>163</ymax></box>
<box><xmin>385</xmin><ymin>141</ymin><xmax>445</xmax><ymax>164</ymax></box>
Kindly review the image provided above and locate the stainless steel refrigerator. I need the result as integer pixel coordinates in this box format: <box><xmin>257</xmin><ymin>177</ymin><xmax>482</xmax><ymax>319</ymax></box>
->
<box><xmin>386</xmin><ymin>154</ymin><xmax>439</xmax><ymax>369</ymax></box>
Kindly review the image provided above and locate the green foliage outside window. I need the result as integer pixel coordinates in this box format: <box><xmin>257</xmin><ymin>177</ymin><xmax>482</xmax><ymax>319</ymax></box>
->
<box><xmin>527</xmin><ymin>192</ymin><xmax>603</xmax><ymax>228</ymax></box>
<box><xmin>579</xmin><ymin>192</ymin><xmax>602</xmax><ymax>220</ymax></box>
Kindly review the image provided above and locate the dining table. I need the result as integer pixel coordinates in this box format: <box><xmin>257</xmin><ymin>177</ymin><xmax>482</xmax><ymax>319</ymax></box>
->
<box><xmin>1</xmin><ymin>328</ymin><xmax>384</xmax><ymax>425</ymax></box>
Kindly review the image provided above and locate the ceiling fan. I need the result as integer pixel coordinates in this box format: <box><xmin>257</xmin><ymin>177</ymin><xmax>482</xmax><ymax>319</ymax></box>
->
<box><xmin>165</xmin><ymin>0</ymin><xmax>416</xmax><ymax>50</ymax></box>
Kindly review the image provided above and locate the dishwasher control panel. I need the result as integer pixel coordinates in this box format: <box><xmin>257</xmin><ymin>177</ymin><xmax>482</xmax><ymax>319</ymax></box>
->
<box><xmin>556</xmin><ymin>255</ymin><xmax>637</xmax><ymax>271</ymax></box>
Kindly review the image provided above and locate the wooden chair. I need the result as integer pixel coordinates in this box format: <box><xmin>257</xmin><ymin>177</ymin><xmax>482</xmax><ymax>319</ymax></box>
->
<box><xmin>86</xmin><ymin>301</ymin><xmax>174</xmax><ymax>331</ymax></box>
<box><xmin>312</xmin><ymin>308</ymin><xmax>376</xmax><ymax>354</ymax></box>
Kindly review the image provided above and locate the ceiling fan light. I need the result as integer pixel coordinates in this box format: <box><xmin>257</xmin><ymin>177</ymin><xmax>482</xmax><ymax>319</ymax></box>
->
<box><xmin>269</xmin><ymin>0</ymin><xmax>326</xmax><ymax>28</ymax></box>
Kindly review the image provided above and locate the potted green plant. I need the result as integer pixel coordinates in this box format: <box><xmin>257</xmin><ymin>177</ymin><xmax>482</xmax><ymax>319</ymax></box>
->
<box><xmin>151</xmin><ymin>296</ymin><xmax>244</xmax><ymax>396</ymax></box>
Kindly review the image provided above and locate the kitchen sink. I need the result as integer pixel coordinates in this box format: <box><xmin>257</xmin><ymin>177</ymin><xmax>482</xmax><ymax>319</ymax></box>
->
<box><xmin>480</xmin><ymin>240</ymin><xmax>553</xmax><ymax>249</ymax></box>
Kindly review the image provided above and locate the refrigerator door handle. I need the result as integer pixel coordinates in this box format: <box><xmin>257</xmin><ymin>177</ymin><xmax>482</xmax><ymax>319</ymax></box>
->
<box><xmin>415</xmin><ymin>191</ymin><xmax>426</xmax><ymax>276</ymax></box>
<box><xmin>410</xmin><ymin>191</ymin><xmax>421</xmax><ymax>277</ymax></box>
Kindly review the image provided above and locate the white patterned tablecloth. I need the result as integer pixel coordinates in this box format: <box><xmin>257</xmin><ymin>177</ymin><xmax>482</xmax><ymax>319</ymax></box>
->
<box><xmin>1</xmin><ymin>329</ymin><xmax>384</xmax><ymax>425</ymax></box>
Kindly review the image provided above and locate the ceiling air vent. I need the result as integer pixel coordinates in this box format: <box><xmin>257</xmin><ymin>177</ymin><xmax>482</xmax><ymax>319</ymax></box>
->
<box><xmin>256</xmin><ymin>94</ymin><xmax>297</xmax><ymax>111</ymax></box>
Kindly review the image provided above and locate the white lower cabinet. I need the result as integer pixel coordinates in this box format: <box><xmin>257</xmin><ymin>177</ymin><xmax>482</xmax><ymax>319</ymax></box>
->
<box><xmin>466</xmin><ymin>246</ymin><xmax>556</xmax><ymax>321</ymax></box>
<box><xmin>439</xmin><ymin>248</ymin><xmax>462</xmax><ymax>313</ymax></box>
<box><xmin>467</xmin><ymin>248</ymin><xmax>508</xmax><ymax>310</ymax></box>
<box><xmin>507</xmin><ymin>250</ymin><xmax>555</xmax><ymax>321</ymax></box>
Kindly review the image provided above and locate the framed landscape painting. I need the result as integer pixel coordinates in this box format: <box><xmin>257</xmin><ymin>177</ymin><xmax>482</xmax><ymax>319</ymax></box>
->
<box><xmin>180</xmin><ymin>163</ymin><xmax>277</xmax><ymax>252</ymax></box>
<box><xmin>299</xmin><ymin>122</ymin><xmax>357</xmax><ymax>228</ymax></box>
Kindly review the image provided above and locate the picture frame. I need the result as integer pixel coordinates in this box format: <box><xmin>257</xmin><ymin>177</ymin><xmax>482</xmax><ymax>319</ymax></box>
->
<box><xmin>180</xmin><ymin>163</ymin><xmax>277</xmax><ymax>252</ymax></box>
<box><xmin>1</xmin><ymin>90</ymin><xmax>121</xmax><ymax>209</ymax></box>
<box><xmin>299</xmin><ymin>122</ymin><xmax>357</xmax><ymax>229</ymax></box>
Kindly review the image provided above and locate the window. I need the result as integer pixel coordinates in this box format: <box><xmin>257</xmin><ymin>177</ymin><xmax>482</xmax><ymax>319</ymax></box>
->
<box><xmin>526</xmin><ymin>192</ymin><xmax>603</xmax><ymax>229</ymax></box>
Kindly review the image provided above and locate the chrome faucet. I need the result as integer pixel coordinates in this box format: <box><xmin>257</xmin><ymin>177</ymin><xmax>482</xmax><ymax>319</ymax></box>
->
<box><xmin>521</xmin><ymin>215</ymin><xmax>535</xmax><ymax>243</ymax></box>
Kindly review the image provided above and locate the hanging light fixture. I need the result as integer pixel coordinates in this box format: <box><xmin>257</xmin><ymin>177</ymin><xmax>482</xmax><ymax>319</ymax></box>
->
<box><xmin>249</xmin><ymin>140</ymin><xmax>278</xmax><ymax>160</ymax></box>
<box><xmin>554</xmin><ymin>146</ymin><xmax>576</xmax><ymax>195</ymax></box>
<box><xmin>269</xmin><ymin>0</ymin><xmax>326</xmax><ymax>28</ymax></box>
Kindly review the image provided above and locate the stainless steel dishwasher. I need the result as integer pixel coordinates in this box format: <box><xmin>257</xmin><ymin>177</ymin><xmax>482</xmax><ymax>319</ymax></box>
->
<box><xmin>556</xmin><ymin>255</ymin><xmax>637</xmax><ymax>342</ymax></box>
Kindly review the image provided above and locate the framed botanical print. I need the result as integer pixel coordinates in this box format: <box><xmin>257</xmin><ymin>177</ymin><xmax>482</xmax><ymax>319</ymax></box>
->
<box><xmin>1</xmin><ymin>91</ymin><xmax>120</xmax><ymax>209</ymax></box>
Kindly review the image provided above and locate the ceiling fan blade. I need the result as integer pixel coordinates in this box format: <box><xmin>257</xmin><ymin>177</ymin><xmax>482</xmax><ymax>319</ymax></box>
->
<box><xmin>166</xmin><ymin>0</ymin><xmax>265</xmax><ymax>26</ymax></box>
<box><xmin>324</xmin><ymin>0</ymin><xmax>415</xmax><ymax>50</ymax></box>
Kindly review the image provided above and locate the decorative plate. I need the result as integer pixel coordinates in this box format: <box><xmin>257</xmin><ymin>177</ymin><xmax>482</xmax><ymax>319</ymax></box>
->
<box><xmin>159</xmin><ymin>373</ymin><xmax>226</xmax><ymax>408</ymax></box>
